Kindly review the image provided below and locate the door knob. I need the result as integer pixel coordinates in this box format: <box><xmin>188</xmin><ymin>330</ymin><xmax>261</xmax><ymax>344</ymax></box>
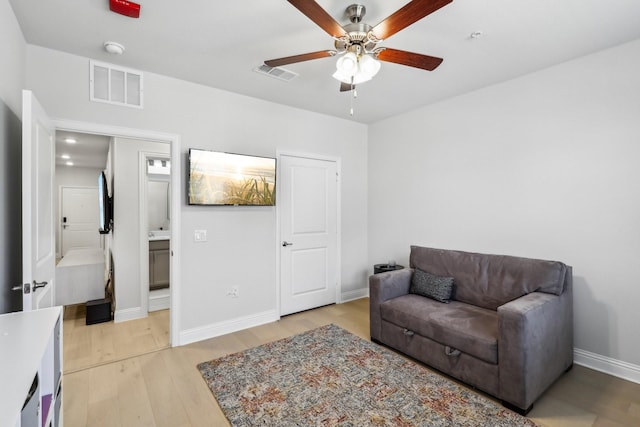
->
<box><xmin>282</xmin><ymin>241</ymin><xmax>293</xmax><ymax>247</ymax></box>
<box><xmin>32</xmin><ymin>280</ymin><xmax>48</xmax><ymax>291</ymax></box>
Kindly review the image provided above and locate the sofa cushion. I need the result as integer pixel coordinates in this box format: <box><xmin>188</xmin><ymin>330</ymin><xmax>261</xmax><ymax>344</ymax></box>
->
<box><xmin>380</xmin><ymin>294</ymin><xmax>498</xmax><ymax>364</ymax></box>
<box><xmin>409</xmin><ymin>246</ymin><xmax>567</xmax><ymax>310</ymax></box>
<box><xmin>410</xmin><ymin>269</ymin><xmax>454</xmax><ymax>303</ymax></box>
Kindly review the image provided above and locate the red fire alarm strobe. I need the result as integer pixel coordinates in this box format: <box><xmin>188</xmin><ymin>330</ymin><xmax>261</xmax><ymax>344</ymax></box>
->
<box><xmin>109</xmin><ymin>0</ymin><xmax>140</xmax><ymax>18</ymax></box>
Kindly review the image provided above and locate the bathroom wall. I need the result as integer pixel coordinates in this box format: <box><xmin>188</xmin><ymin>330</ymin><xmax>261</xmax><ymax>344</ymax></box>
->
<box><xmin>147</xmin><ymin>180</ymin><xmax>170</xmax><ymax>231</ymax></box>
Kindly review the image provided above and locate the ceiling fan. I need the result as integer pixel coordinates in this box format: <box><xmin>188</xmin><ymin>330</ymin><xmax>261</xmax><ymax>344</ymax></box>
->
<box><xmin>264</xmin><ymin>0</ymin><xmax>453</xmax><ymax>92</ymax></box>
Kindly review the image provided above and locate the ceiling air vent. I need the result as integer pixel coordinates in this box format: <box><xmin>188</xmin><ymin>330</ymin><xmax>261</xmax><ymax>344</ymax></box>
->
<box><xmin>253</xmin><ymin>64</ymin><xmax>299</xmax><ymax>82</ymax></box>
<box><xmin>90</xmin><ymin>60</ymin><xmax>143</xmax><ymax>108</ymax></box>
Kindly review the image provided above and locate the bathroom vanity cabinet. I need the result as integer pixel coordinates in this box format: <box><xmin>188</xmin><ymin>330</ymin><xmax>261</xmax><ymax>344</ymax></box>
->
<box><xmin>149</xmin><ymin>239</ymin><xmax>170</xmax><ymax>290</ymax></box>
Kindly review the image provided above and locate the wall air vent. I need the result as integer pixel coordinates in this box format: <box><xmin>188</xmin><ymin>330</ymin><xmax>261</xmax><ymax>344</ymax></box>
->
<box><xmin>90</xmin><ymin>60</ymin><xmax>143</xmax><ymax>108</ymax></box>
<box><xmin>253</xmin><ymin>64</ymin><xmax>299</xmax><ymax>82</ymax></box>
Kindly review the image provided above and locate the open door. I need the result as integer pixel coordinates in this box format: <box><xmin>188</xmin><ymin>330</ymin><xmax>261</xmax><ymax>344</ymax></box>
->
<box><xmin>21</xmin><ymin>90</ymin><xmax>55</xmax><ymax>310</ymax></box>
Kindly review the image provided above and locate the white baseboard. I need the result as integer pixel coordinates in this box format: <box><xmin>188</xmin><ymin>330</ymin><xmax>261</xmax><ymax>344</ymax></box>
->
<box><xmin>148</xmin><ymin>295</ymin><xmax>170</xmax><ymax>312</ymax></box>
<box><xmin>341</xmin><ymin>288</ymin><xmax>368</xmax><ymax>303</ymax></box>
<box><xmin>574</xmin><ymin>348</ymin><xmax>640</xmax><ymax>384</ymax></box>
<box><xmin>114</xmin><ymin>307</ymin><xmax>146</xmax><ymax>323</ymax></box>
<box><xmin>149</xmin><ymin>289</ymin><xmax>170</xmax><ymax>312</ymax></box>
<box><xmin>178</xmin><ymin>309</ymin><xmax>280</xmax><ymax>346</ymax></box>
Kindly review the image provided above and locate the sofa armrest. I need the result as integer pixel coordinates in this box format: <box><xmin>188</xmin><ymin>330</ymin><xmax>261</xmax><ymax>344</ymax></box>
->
<box><xmin>497</xmin><ymin>275</ymin><xmax>573</xmax><ymax>411</ymax></box>
<box><xmin>369</xmin><ymin>268</ymin><xmax>413</xmax><ymax>341</ymax></box>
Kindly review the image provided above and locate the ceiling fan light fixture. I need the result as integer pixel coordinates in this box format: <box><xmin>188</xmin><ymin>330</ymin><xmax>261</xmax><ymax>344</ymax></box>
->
<box><xmin>333</xmin><ymin>52</ymin><xmax>380</xmax><ymax>84</ymax></box>
<box><xmin>333</xmin><ymin>70</ymin><xmax>371</xmax><ymax>85</ymax></box>
<box><xmin>336</xmin><ymin>52</ymin><xmax>358</xmax><ymax>76</ymax></box>
<box><xmin>359</xmin><ymin>54</ymin><xmax>381</xmax><ymax>77</ymax></box>
<box><xmin>264</xmin><ymin>0</ymin><xmax>452</xmax><ymax>104</ymax></box>
<box><xmin>332</xmin><ymin>70</ymin><xmax>350</xmax><ymax>84</ymax></box>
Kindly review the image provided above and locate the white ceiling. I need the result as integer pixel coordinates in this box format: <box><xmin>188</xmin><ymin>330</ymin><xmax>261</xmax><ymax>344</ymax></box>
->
<box><xmin>55</xmin><ymin>131</ymin><xmax>109</xmax><ymax>169</ymax></box>
<box><xmin>9</xmin><ymin>0</ymin><xmax>640</xmax><ymax>124</ymax></box>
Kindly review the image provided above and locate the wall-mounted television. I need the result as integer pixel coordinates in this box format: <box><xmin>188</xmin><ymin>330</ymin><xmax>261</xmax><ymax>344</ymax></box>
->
<box><xmin>188</xmin><ymin>149</ymin><xmax>276</xmax><ymax>206</ymax></box>
<box><xmin>98</xmin><ymin>171</ymin><xmax>113</xmax><ymax>233</ymax></box>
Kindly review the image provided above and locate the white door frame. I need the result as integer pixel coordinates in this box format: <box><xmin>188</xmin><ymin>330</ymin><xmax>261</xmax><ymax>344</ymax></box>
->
<box><xmin>275</xmin><ymin>151</ymin><xmax>342</xmax><ymax>316</ymax></box>
<box><xmin>51</xmin><ymin>118</ymin><xmax>182</xmax><ymax>347</ymax></box>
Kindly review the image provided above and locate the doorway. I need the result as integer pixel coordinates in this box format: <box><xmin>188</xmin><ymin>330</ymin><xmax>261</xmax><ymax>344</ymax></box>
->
<box><xmin>142</xmin><ymin>153</ymin><xmax>171</xmax><ymax>313</ymax></box>
<box><xmin>52</xmin><ymin>119</ymin><xmax>181</xmax><ymax>372</ymax></box>
<box><xmin>279</xmin><ymin>153</ymin><xmax>340</xmax><ymax>316</ymax></box>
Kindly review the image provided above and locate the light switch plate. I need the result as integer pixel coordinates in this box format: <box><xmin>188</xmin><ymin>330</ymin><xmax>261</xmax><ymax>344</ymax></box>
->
<box><xmin>194</xmin><ymin>229</ymin><xmax>207</xmax><ymax>242</ymax></box>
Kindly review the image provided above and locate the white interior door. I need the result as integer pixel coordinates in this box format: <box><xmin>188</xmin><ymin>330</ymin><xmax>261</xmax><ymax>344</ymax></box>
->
<box><xmin>22</xmin><ymin>90</ymin><xmax>55</xmax><ymax>310</ymax></box>
<box><xmin>280</xmin><ymin>155</ymin><xmax>338</xmax><ymax>316</ymax></box>
<box><xmin>61</xmin><ymin>186</ymin><xmax>100</xmax><ymax>256</ymax></box>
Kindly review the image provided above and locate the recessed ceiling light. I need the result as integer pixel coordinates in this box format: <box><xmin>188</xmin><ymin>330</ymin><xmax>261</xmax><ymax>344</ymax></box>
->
<box><xmin>104</xmin><ymin>41</ymin><xmax>125</xmax><ymax>55</ymax></box>
<box><xmin>64</xmin><ymin>138</ymin><xmax>77</xmax><ymax>144</ymax></box>
<box><xmin>65</xmin><ymin>161</ymin><xmax>74</xmax><ymax>166</ymax></box>
<box><xmin>61</xmin><ymin>154</ymin><xmax>70</xmax><ymax>159</ymax></box>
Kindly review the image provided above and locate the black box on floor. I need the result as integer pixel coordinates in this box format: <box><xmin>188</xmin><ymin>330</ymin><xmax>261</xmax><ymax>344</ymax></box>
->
<box><xmin>86</xmin><ymin>298</ymin><xmax>111</xmax><ymax>325</ymax></box>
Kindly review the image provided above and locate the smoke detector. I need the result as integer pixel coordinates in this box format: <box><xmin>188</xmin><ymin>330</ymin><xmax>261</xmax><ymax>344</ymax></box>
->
<box><xmin>104</xmin><ymin>41</ymin><xmax>125</xmax><ymax>55</ymax></box>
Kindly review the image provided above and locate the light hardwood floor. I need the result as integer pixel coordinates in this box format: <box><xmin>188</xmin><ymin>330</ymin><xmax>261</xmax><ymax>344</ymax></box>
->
<box><xmin>63</xmin><ymin>299</ymin><xmax>640</xmax><ymax>426</ymax></box>
<box><xmin>63</xmin><ymin>304</ymin><xmax>170</xmax><ymax>373</ymax></box>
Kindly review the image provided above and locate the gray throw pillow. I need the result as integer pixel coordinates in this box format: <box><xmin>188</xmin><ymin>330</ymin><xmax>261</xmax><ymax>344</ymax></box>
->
<box><xmin>410</xmin><ymin>269</ymin><xmax>454</xmax><ymax>303</ymax></box>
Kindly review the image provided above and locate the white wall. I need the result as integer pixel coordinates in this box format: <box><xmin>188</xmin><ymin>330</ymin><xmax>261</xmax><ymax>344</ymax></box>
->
<box><xmin>112</xmin><ymin>138</ymin><xmax>169</xmax><ymax>321</ymax></box>
<box><xmin>0</xmin><ymin>0</ymin><xmax>25</xmax><ymax>116</ymax></box>
<box><xmin>25</xmin><ymin>45</ymin><xmax>369</xmax><ymax>340</ymax></box>
<box><xmin>369</xmin><ymin>39</ymin><xmax>640</xmax><ymax>369</ymax></box>
<box><xmin>56</xmin><ymin>165</ymin><xmax>103</xmax><ymax>187</ymax></box>
<box><xmin>0</xmin><ymin>0</ymin><xmax>26</xmax><ymax>313</ymax></box>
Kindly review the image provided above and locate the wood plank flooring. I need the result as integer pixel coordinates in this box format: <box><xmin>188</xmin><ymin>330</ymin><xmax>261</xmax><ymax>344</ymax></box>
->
<box><xmin>63</xmin><ymin>304</ymin><xmax>170</xmax><ymax>373</ymax></box>
<box><xmin>62</xmin><ymin>298</ymin><xmax>640</xmax><ymax>426</ymax></box>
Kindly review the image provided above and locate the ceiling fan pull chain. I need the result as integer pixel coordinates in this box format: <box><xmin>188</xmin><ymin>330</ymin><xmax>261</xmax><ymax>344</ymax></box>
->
<box><xmin>349</xmin><ymin>77</ymin><xmax>355</xmax><ymax>116</ymax></box>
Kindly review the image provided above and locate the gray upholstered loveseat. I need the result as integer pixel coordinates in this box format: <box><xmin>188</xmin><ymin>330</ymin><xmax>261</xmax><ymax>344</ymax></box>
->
<box><xmin>369</xmin><ymin>246</ymin><xmax>573</xmax><ymax>414</ymax></box>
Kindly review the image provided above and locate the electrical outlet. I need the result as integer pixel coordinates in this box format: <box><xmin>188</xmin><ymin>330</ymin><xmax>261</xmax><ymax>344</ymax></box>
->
<box><xmin>227</xmin><ymin>286</ymin><xmax>239</xmax><ymax>298</ymax></box>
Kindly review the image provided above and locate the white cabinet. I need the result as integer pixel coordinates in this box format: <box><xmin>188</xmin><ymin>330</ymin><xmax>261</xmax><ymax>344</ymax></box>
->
<box><xmin>0</xmin><ymin>307</ymin><xmax>63</xmax><ymax>427</ymax></box>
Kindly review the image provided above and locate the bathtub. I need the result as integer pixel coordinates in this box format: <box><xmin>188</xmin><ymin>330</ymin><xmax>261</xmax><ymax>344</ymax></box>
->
<box><xmin>55</xmin><ymin>248</ymin><xmax>106</xmax><ymax>306</ymax></box>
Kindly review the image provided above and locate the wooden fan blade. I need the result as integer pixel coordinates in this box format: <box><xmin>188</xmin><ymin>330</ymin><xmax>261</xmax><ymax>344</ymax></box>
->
<box><xmin>376</xmin><ymin>48</ymin><xmax>443</xmax><ymax>71</ymax></box>
<box><xmin>265</xmin><ymin>50</ymin><xmax>335</xmax><ymax>67</ymax></box>
<box><xmin>370</xmin><ymin>0</ymin><xmax>453</xmax><ymax>41</ymax></box>
<box><xmin>287</xmin><ymin>0</ymin><xmax>347</xmax><ymax>38</ymax></box>
<box><xmin>339</xmin><ymin>82</ymin><xmax>354</xmax><ymax>92</ymax></box>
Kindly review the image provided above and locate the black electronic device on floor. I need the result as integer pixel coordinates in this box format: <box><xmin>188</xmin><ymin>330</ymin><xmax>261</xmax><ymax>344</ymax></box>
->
<box><xmin>86</xmin><ymin>298</ymin><xmax>112</xmax><ymax>325</ymax></box>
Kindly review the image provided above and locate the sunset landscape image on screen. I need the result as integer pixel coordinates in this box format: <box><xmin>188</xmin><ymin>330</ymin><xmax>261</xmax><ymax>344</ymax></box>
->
<box><xmin>189</xmin><ymin>150</ymin><xmax>276</xmax><ymax>206</ymax></box>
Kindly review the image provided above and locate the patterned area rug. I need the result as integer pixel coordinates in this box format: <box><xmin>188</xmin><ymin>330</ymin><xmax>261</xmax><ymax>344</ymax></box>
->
<box><xmin>197</xmin><ymin>324</ymin><xmax>538</xmax><ymax>426</ymax></box>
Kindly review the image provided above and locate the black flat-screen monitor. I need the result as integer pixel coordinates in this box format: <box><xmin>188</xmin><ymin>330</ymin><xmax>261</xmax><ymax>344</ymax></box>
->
<box><xmin>188</xmin><ymin>149</ymin><xmax>276</xmax><ymax>206</ymax></box>
<box><xmin>98</xmin><ymin>171</ymin><xmax>113</xmax><ymax>233</ymax></box>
